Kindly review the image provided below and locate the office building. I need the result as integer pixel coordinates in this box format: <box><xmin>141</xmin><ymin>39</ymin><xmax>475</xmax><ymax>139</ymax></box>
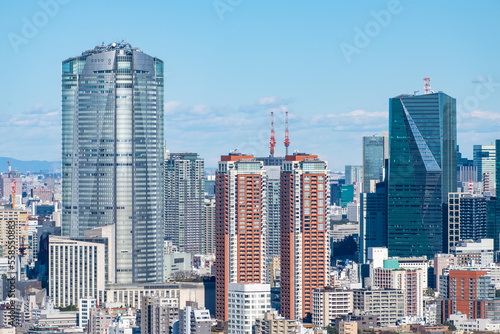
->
<box><xmin>450</xmin><ymin>239</ymin><xmax>494</xmax><ymax>266</ymax></box>
<box><xmin>165</xmin><ymin>152</ymin><xmax>205</xmax><ymax>253</ymax></box>
<box><xmin>141</xmin><ymin>295</ymin><xmax>179</xmax><ymax>334</ymax></box>
<box><xmin>164</xmin><ymin>252</ymin><xmax>192</xmax><ymax>279</ymax></box>
<box><xmin>312</xmin><ymin>287</ymin><xmax>353</xmax><ymax>328</ymax></box>
<box><xmin>203</xmin><ymin>199</ymin><xmax>215</xmax><ymax>254</ymax></box>
<box><xmin>362</xmin><ymin>135</ymin><xmax>386</xmax><ymax>193</ymax></box>
<box><xmin>345</xmin><ymin>166</ymin><xmax>362</xmax><ymax>187</ymax></box>
<box><xmin>473</xmin><ymin>144</ymin><xmax>496</xmax><ymax>194</ymax></box>
<box><xmin>447</xmin><ymin>193</ymin><xmax>488</xmax><ymax>252</ymax></box>
<box><xmin>62</xmin><ymin>42</ymin><xmax>164</xmax><ymax>284</ymax></box>
<box><xmin>179</xmin><ymin>301</ymin><xmax>212</xmax><ymax>334</ymax></box>
<box><xmin>359</xmin><ymin>181</ymin><xmax>387</xmax><ymax>264</ymax></box>
<box><xmin>227</xmin><ymin>283</ymin><xmax>271</xmax><ymax>334</ymax></box>
<box><xmin>353</xmin><ymin>288</ymin><xmax>405</xmax><ymax>327</ymax></box>
<box><xmin>215</xmin><ymin>154</ymin><xmax>268</xmax><ymax>321</ymax></box>
<box><xmin>280</xmin><ymin>153</ymin><xmax>330</xmax><ymax>321</ymax></box>
<box><xmin>388</xmin><ymin>92</ymin><xmax>457</xmax><ymax>258</ymax></box>
<box><xmin>99</xmin><ymin>283</ymin><xmax>179</xmax><ymax>310</ymax></box>
<box><xmin>48</xmin><ymin>236</ymin><xmax>105</xmax><ymax>307</ymax></box>
<box><xmin>254</xmin><ymin>311</ymin><xmax>296</xmax><ymax>334</ymax></box>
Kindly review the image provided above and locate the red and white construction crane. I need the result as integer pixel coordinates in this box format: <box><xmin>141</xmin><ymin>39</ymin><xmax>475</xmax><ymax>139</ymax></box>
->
<box><xmin>7</xmin><ymin>161</ymin><xmax>16</xmax><ymax>209</ymax></box>
<box><xmin>424</xmin><ymin>77</ymin><xmax>431</xmax><ymax>95</ymax></box>
<box><xmin>284</xmin><ymin>111</ymin><xmax>290</xmax><ymax>156</ymax></box>
<box><xmin>269</xmin><ymin>112</ymin><xmax>276</xmax><ymax>157</ymax></box>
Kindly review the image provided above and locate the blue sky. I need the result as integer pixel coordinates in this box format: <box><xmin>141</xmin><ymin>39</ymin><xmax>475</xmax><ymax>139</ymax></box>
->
<box><xmin>1</xmin><ymin>0</ymin><xmax>500</xmax><ymax>170</ymax></box>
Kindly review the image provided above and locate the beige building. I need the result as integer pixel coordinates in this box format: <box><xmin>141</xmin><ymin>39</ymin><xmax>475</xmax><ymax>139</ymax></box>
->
<box><xmin>49</xmin><ymin>236</ymin><xmax>106</xmax><ymax>307</ymax></box>
<box><xmin>337</xmin><ymin>321</ymin><xmax>358</xmax><ymax>334</ymax></box>
<box><xmin>203</xmin><ymin>198</ymin><xmax>215</xmax><ymax>255</ymax></box>
<box><xmin>0</xmin><ymin>210</ymin><xmax>29</xmax><ymax>258</ymax></box>
<box><xmin>312</xmin><ymin>287</ymin><xmax>353</xmax><ymax>328</ymax></box>
<box><xmin>254</xmin><ymin>311</ymin><xmax>296</xmax><ymax>334</ymax></box>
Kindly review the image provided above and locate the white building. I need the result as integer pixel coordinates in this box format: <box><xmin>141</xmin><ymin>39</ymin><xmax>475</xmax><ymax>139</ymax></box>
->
<box><xmin>397</xmin><ymin>257</ymin><xmax>429</xmax><ymax>289</ymax></box>
<box><xmin>449</xmin><ymin>313</ymin><xmax>500</xmax><ymax>332</ymax></box>
<box><xmin>164</xmin><ymin>252</ymin><xmax>193</xmax><ymax>279</ymax></box>
<box><xmin>450</xmin><ymin>239</ymin><xmax>494</xmax><ymax>266</ymax></box>
<box><xmin>77</xmin><ymin>298</ymin><xmax>97</xmax><ymax>329</ymax></box>
<box><xmin>227</xmin><ymin>283</ymin><xmax>271</xmax><ymax>334</ymax></box>
<box><xmin>312</xmin><ymin>287</ymin><xmax>353</xmax><ymax>328</ymax></box>
<box><xmin>48</xmin><ymin>236</ymin><xmax>106</xmax><ymax>307</ymax></box>
<box><xmin>367</xmin><ymin>247</ymin><xmax>388</xmax><ymax>269</ymax></box>
<box><xmin>99</xmin><ymin>283</ymin><xmax>180</xmax><ymax>310</ymax></box>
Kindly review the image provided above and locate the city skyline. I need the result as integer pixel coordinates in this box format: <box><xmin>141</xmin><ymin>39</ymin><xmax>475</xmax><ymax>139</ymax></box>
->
<box><xmin>2</xmin><ymin>1</ymin><xmax>500</xmax><ymax>170</ymax></box>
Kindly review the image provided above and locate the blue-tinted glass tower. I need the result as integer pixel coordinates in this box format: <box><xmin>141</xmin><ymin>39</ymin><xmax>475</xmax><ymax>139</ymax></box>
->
<box><xmin>388</xmin><ymin>92</ymin><xmax>456</xmax><ymax>258</ymax></box>
<box><xmin>62</xmin><ymin>42</ymin><xmax>164</xmax><ymax>284</ymax></box>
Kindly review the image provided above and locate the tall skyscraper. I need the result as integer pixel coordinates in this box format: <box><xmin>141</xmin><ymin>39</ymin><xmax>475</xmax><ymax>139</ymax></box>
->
<box><xmin>280</xmin><ymin>153</ymin><xmax>330</xmax><ymax>321</ymax></box>
<box><xmin>256</xmin><ymin>156</ymin><xmax>285</xmax><ymax>261</ymax></box>
<box><xmin>62</xmin><ymin>42</ymin><xmax>164</xmax><ymax>284</ymax></box>
<box><xmin>388</xmin><ymin>92</ymin><xmax>456</xmax><ymax>259</ymax></box>
<box><xmin>215</xmin><ymin>153</ymin><xmax>268</xmax><ymax>321</ymax></box>
<box><xmin>473</xmin><ymin>144</ymin><xmax>496</xmax><ymax>195</ymax></box>
<box><xmin>165</xmin><ymin>152</ymin><xmax>205</xmax><ymax>253</ymax></box>
<box><xmin>362</xmin><ymin>135</ymin><xmax>386</xmax><ymax>193</ymax></box>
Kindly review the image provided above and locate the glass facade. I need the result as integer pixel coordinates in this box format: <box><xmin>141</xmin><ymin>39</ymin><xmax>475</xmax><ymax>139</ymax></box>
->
<box><xmin>62</xmin><ymin>42</ymin><xmax>164</xmax><ymax>284</ymax></box>
<box><xmin>362</xmin><ymin>136</ymin><xmax>385</xmax><ymax>193</ymax></box>
<box><xmin>388</xmin><ymin>93</ymin><xmax>456</xmax><ymax>258</ymax></box>
<box><xmin>473</xmin><ymin>144</ymin><xmax>496</xmax><ymax>195</ymax></box>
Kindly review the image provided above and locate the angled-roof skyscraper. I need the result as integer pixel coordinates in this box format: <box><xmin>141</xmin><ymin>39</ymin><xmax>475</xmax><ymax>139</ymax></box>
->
<box><xmin>388</xmin><ymin>92</ymin><xmax>456</xmax><ymax>258</ymax></box>
<box><xmin>61</xmin><ymin>42</ymin><xmax>165</xmax><ymax>284</ymax></box>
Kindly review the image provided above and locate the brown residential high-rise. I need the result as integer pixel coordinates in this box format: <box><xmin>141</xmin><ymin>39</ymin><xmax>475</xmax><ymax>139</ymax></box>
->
<box><xmin>215</xmin><ymin>153</ymin><xmax>268</xmax><ymax>321</ymax></box>
<box><xmin>280</xmin><ymin>153</ymin><xmax>330</xmax><ymax>321</ymax></box>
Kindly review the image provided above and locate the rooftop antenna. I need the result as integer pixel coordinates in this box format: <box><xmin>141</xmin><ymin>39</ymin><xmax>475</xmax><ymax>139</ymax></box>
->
<box><xmin>413</xmin><ymin>90</ymin><xmax>419</xmax><ymax>96</ymax></box>
<box><xmin>424</xmin><ymin>78</ymin><xmax>431</xmax><ymax>95</ymax></box>
<box><xmin>269</xmin><ymin>112</ymin><xmax>276</xmax><ymax>157</ymax></box>
<box><xmin>284</xmin><ymin>111</ymin><xmax>290</xmax><ymax>156</ymax></box>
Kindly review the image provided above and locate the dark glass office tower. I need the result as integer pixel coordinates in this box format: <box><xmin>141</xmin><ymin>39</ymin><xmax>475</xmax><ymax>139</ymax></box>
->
<box><xmin>388</xmin><ymin>92</ymin><xmax>456</xmax><ymax>258</ymax></box>
<box><xmin>62</xmin><ymin>42</ymin><xmax>164</xmax><ymax>283</ymax></box>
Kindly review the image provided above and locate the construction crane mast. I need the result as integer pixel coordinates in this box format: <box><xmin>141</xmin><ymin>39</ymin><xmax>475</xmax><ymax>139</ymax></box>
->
<box><xmin>284</xmin><ymin>111</ymin><xmax>290</xmax><ymax>156</ymax></box>
<box><xmin>269</xmin><ymin>112</ymin><xmax>276</xmax><ymax>157</ymax></box>
<box><xmin>7</xmin><ymin>161</ymin><xmax>15</xmax><ymax>209</ymax></box>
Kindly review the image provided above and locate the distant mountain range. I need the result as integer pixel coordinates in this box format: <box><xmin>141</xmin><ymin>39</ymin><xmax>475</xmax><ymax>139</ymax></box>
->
<box><xmin>0</xmin><ymin>157</ymin><xmax>61</xmax><ymax>173</ymax></box>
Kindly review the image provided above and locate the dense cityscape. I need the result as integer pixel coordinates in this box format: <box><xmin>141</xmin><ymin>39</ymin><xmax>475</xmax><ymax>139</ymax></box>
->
<box><xmin>0</xmin><ymin>40</ymin><xmax>499</xmax><ymax>334</ymax></box>
<box><xmin>2</xmin><ymin>1</ymin><xmax>500</xmax><ymax>334</ymax></box>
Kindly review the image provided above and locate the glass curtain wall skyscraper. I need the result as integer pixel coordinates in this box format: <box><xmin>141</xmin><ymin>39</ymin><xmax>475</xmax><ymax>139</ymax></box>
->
<box><xmin>362</xmin><ymin>135</ymin><xmax>385</xmax><ymax>193</ymax></box>
<box><xmin>62</xmin><ymin>42</ymin><xmax>164</xmax><ymax>284</ymax></box>
<box><xmin>388</xmin><ymin>92</ymin><xmax>456</xmax><ymax>258</ymax></box>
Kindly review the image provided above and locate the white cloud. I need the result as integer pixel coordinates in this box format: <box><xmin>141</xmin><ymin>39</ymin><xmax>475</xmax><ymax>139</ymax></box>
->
<box><xmin>9</xmin><ymin>103</ymin><xmax>60</xmax><ymax>127</ymax></box>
